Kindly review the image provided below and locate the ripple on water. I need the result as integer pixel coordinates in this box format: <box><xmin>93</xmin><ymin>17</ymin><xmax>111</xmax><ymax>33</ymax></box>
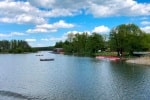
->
<box><xmin>0</xmin><ymin>90</ymin><xmax>41</xmax><ymax>100</ymax></box>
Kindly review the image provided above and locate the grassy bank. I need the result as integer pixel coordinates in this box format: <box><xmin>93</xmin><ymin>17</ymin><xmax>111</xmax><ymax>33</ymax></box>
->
<box><xmin>95</xmin><ymin>52</ymin><xmax>118</xmax><ymax>56</ymax></box>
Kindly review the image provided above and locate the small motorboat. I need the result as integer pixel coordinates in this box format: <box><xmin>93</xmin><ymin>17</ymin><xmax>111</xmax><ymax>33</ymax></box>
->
<box><xmin>36</xmin><ymin>54</ymin><xmax>43</xmax><ymax>56</ymax></box>
<box><xmin>40</xmin><ymin>58</ymin><xmax>54</xmax><ymax>61</ymax></box>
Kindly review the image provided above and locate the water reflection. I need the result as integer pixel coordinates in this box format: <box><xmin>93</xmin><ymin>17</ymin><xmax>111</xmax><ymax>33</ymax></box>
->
<box><xmin>0</xmin><ymin>52</ymin><xmax>150</xmax><ymax>100</ymax></box>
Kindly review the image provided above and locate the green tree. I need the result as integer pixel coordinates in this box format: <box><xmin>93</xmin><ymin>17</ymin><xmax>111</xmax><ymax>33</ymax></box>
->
<box><xmin>58</xmin><ymin>32</ymin><xmax>105</xmax><ymax>56</ymax></box>
<box><xmin>63</xmin><ymin>40</ymin><xmax>74</xmax><ymax>53</ymax></box>
<box><xmin>55</xmin><ymin>41</ymin><xmax>64</xmax><ymax>48</ymax></box>
<box><xmin>109</xmin><ymin>24</ymin><xmax>147</xmax><ymax>56</ymax></box>
<box><xmin>86</xmin><ymin>33</ymin><xmax>104</xmax><ymax>55</ymax></box>
<box><xmin>0</xmin><ymin>40</ymin><xmax>10</xmax><ymax>52</ymax></box>
<box><xmin>143</xmin><ymin>33</ymin><xmax>150</xmax><ymax>50</ymax></box>
<box><xmin>72</xmin><ymin>32</ymin><xmax>89</xmax><ymax>55</ymax></box>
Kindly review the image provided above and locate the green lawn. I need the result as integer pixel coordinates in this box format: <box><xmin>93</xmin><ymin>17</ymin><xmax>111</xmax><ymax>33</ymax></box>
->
<box><xmin>95</xmin><ymin>52</ymin><xmax>118</xmax><ymax>56</ymax></box>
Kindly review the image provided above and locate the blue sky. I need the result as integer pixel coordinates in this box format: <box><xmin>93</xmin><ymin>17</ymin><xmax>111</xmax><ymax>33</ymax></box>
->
<box><xmin>0</xmin><ymin>0</ymin><xmax>150</xmax><ymax>47</ymax></box>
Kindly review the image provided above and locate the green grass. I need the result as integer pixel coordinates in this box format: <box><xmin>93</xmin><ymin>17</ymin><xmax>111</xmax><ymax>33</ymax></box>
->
<box><xmin>95</xmin><ymin>52</ymin><xmax>118</xmax><ymax>56</ymax></box>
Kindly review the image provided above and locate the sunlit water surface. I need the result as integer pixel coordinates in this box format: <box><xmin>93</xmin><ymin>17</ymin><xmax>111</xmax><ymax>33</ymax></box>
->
<box><xmin>0</xmin><ymin>51</ymin><xmax>150</xmax><ymax>100</ymax></box>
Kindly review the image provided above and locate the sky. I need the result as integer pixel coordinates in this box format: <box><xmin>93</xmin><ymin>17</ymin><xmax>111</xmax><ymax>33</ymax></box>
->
<box><xmin>0</xmin><ymin>0</ymin><xmax>150</xmax><ymax>47</ymax></box>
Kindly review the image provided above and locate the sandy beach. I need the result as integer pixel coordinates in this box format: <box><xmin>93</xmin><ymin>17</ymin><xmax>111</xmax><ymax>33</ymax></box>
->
<box><xmin>126</xmin><ymin>56</ymin><xmax>150</xmax><ymax>66</ymax></box>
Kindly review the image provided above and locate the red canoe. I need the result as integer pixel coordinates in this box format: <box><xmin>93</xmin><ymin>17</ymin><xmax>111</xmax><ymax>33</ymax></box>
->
<box><xmin>96</xmin><ymin>56</ymin><xmax>120</xmax><ymax>61</ymax></box>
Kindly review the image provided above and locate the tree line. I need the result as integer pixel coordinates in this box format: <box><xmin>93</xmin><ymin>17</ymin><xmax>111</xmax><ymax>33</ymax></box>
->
<box><xmin>0</xmin><ymin>40</ymin><xmax>32</xmax><ymax>53</ymax></box>
<box><xmin>55</xmin><ymin>32</ymin><xmax>105</xmax><ymax>56</ymax></box>
<box><xmin>33</xmin><ymin>46</ymin><xmax>54</xmax><ymax>51</ymax></box>
<box><xmin>55</xmin><ymin>24</ymin><xmax>150</xmax><ymax>56</ymax></box>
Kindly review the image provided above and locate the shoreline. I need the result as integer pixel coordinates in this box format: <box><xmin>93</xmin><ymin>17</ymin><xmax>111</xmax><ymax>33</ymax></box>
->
<box><xmin>126</xmin><ymin>56</ymin><xmax>150</xmax><ymax>66</ymax></box>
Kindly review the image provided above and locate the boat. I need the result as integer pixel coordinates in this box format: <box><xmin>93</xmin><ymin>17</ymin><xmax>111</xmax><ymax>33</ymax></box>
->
<box><xmin>36</xmin><ymin>54</ymin><xmax>43</xmax><ymax>56</ymax></box>
<box><xmin>96</xmin><ymin>56</ymin><xmax>120</xmax><ymax>61</ymax></box>
<box><xmin>40</xmin><ymin>58</ymin><xmax>54</xmax><ymax>61</ymax></box>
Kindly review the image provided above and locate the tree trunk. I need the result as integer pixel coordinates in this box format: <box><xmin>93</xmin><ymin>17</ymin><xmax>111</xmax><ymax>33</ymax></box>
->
<box><xmin>117</xmin><ymin>49</ymin><xmax>120</xmax><ymax>56</ymax></box>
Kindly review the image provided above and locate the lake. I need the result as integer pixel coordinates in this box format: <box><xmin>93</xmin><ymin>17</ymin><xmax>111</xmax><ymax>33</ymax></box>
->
<box><xmin>0</xmin><ymin>51</ymin><xmax>150</xmax><ymax>100</ymax></box>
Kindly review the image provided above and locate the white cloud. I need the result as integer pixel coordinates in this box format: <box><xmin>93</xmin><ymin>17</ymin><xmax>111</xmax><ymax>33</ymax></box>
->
<box><xmin>87</xmin><ymin>0</ymin><xmax>150</xmax><ymax>17</ymax></box>
<box><xmin>0</xmin><ymin>0</ymin><xmax>82</xmax><ymax>25</ymax></box>
<box><xmin>40</xmin><ymin>36</ymin><xmax>66</xmax><ymax>42</ymax></box>
<box><xmin>87</xmin><ymin>2</ymin><xmax>116</xmax><ymax>17</ymax></box>
<box><xmin>0</xmin><ymin>14</ymin><xmax>46</xmax><ymax>24</ymax></box>
<box><xmin>27</xmin><ymin>20</ymin><xmax>74</xmax><ymax>33</ymax></box>
<box><xmin>28</xmin><ymin>0</ymin><xmax>55</xmax><ymax>8</ymax></box>
<box><xmin>42</xmin><ymin>30</ymin><xmax>90</xmax><ymax>44</ymax></box>
<box><xmin>66</xmin><ymin>31</ymin><xmax>82</xmax><ymax>35</ymax></box>
<box><xmin>141</xmin><ymin>21</ymin><xmax>150</xmax><ymax>25</ymax></box>
<box><xmin>140</xmin><ymin>17</ymin><xmax>149</xmax><ymax>20</ymax></box>
<box><xmin>0</xmin><ymin>1</ymin><xmax>46</xmax><ymax>24</ymax></box>
<box><xmin>25</xmin><ymin>38</ymin><xmax>36</xmax><ymax>42</ymax></box>
<box><xmin>0</xmin><ymin>33</ymin><xmax>9</xmax><ymax>37</ymax></box>
<box><xmin>0</xmin><ymin>0</ymin><xmax>150</xmax><ymax>26</ymax></box>
<box><xmin>28</xmin><ymin>0</ymin><xmax>80</xmax><ymax>9</ymax></box>
<box><xmin>27</xmin><ymin>28</ymin><xmax>49</xmax><ymax>33</ymax></box>
<box><xmin>16</xmin><ymin>14</ymin><xmax>46</xmax><ymax>24</ymax></box>
<box><xmin>42</xmin><ymin>8</ymin><xmax>76</xmax><ymax>17</ymax></box>
<box><xmin>92</xmin><ymin>25</ymin><xmax>110</xmax><ymax>34</ymax></box>
<box><xmin>10</xmin><ymin>32</ymin><xmax>26</xmax><ymax>36</ymax></box>
<box><xmin>50</xmin><ymin>37</ymin><xmax>64</xmax><ymax>41</ymax></box>
<box><xmin>66</xmin><ymin>31</ymin><xmax>91</xmax><ymax>35</ymax></box>
<box><xmin>28</xmin><ymin>0</ymin><xmax>150</xmax><ymax>17</ymax></box>
<box><xmin>28</xmin><ymin>0</ymin><xmax>85</xmax><ymax>16</ymax></box>
<box><xmin>141</xmin><ymin>26</ymin><xmax>150</xmax><ymax>33</ymax></box>
<box><xmin>53</xmin><ymin>20</ymin><xmax>74</xmax><ymax>28</ymax></box>
<box><xmin>0</xmin><ymin>32</ymin><xmax>25</xmax><ymax>37</ymax></box>
<box><xmin>36</xmin><ymin>20</ymin><xmax>74</xmax><ymax>29</ymax></box>
<box><xmin>41</xmin><ymin>38</ymin><xmax>49</xmax><ymax>41</ymax></box>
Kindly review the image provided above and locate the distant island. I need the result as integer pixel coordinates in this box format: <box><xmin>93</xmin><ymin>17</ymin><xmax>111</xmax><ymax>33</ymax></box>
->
<box><xmin>0</xmin><ymin>40</ymin><xmax>54</xmax><ymax>54</ymax></box>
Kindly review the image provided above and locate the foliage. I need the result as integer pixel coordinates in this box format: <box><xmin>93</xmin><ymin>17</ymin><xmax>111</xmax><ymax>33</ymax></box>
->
<box><xmin>109</xmin><ymin>24</ymin><xmax>148</xmax><ymax>56</ymax></box>
<box><xmin>33</xmin><ymin>46</ymin><xmax>54</xmax><ymax>51</ymax></box>
<box><xmin>95</xmin><ymin>52</ymin><xmax>117</xmax><ymax>56</ymax></box>
<box><xmin>54</xmin><ymin>24</ymin><xmax>150</xmax><ymax>57</ymax></box>
<box><xmin>86</xmin><ymin>33</ymin><xmax>105</xmax><ymax>55</ymax></box>
<box><xmin>0</xmin><ymin>40</ymin><xmax>32</xmax><ymax>53</ymax></box>
<box><xmin>55</xmin><ymin>41</ymin><xmax>64</xmax><ymax>48</ymax></box>
<box><xmin>144</xmin><ymin>34</ymin><xmax>150</xmax><ymax>50</ymax></box>
<box><xmin>54</xmin><ymin>32</ymin><xmax>105</xmax><ymax>56</ymax></box>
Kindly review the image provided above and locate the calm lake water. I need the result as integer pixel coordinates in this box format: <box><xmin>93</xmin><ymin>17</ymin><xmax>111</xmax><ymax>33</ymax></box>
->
<box><xmin>0</xmin><ymin>51</ymin><xmax>150</xmax><ymax>100</ymax></box>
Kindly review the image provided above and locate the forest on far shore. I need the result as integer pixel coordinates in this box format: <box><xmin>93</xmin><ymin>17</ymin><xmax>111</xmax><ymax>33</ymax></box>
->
<box><xmin>0</xmin><ymin>40</ymin><xmax>54</xmax><ymax>53</ymax></box>
<box><xmin>54</xmin><ymin>24</ymin><xmax>150</xmax><ymax>56</ymax></box>
<box><xmin>0</xmin><ymin>24</ymin><xmax>150</xmax><ymax>56</ymax></box>
<box><xmin>0</xmin><ymin>40</ymin><xmax>32</xmax><ymax>53</ymax></box>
